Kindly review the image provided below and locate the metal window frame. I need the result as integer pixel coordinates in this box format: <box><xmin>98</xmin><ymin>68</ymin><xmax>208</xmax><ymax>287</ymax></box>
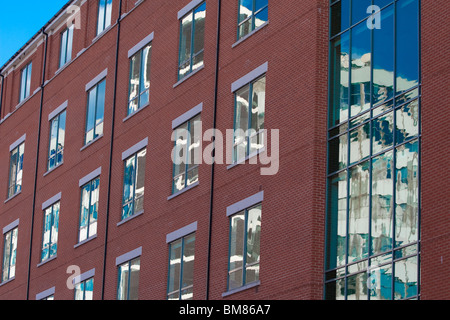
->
<box><xmin>19</xmin><ymin>62</ymin><xmax>32</xmax><ymax>103</ymax></box>
<box><xmin>116</xmin><ymin>257</ymin><xmax>140</xmax><ymax>300</ymax></box>
<box><xmin>237</xmin><ymin>0</ymin><xmax>268</xmax><ymax>40</ymax></box>
<box><xmin>121</xmin><ymin>149</ymin><xmax>145</xmax><ymax>220</ymax></box>
<box><xmin>59</xmin><ymin>25</ymin><xmax>73</xmax><ymax>68</ymax></box>
<box><xmin>78</xmin><ymin>177</ymin><xmax>100</xmax><ymax>243</ymax></box>
<box><xmin>1</xmin><ymin>227</ymin><xmax>18</xmax><ymax>282</ymax></box>
<box><xmin>47</xmin><ymin>111</ymin><xmax>66</xmax><ymax>171</ymax></box>
<box><xmin>7</xmin><ymin>143</ymin><xmax>24</xmax><ymax>199</ymax></box>
<box><xmin>325</xmin><ymin>0</ymin><xmax>422</xmax><ymax>301</ymax></box>
<box><xmin>84</xmin><ymin>79</ymin><xmax>106</xmax><ymax>145</ymax></box>
<box><xmin>127</xmin><ymin>43</ymin><xmax>152</xmax><ymax>116</ymax></box>
<box><xmin>40</xmin><ymin>202</ymin><xmax>59</xmax><ymax>262</ymax></box>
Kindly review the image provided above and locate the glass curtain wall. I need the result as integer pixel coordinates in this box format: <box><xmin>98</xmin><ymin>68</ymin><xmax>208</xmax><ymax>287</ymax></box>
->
<box><xmin>326</xmin><ymin>0</ymin><xmax>420</xmax><ymax>300</ymax></box>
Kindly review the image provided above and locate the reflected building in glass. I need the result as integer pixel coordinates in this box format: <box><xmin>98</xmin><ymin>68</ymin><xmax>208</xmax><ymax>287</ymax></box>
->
<box><xmin>326</xmin><ymin>0</ymin><xmax>420</xmax><ymax>300</ymax></box>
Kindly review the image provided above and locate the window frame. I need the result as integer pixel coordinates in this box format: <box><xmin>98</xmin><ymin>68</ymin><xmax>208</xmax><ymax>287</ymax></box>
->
<box><xmin>167</xmin><ymin>232</ymin><xmax>196</xmax><ymax>300</ymax></box>
<box><xmin>121</xmin><ymin>149</ymin><xmax>146</xmax><ymax>221</ymax></box>
<box><xmin>8</xmin><ymin>142</ymin><xmax>25</xmax><ymax>199</ymax></box>
<box><xmin>84</xmin><ymin>79</ymin><xmax>106</xmax><ymax>146</ymax></box>
<box><xmin>47</xmin><ymin>111</ymin><xmax>66</xmax><ymax>171</ymax></box>
<box><xmin>78</xmin><ymin>177</ymin><xmax>100</xmax><ymax>243</ymax></box>
<box><xmin>127</xmin><ymin>43</ymin><xmax>152</xmax><ymax>116</ymax></box>
<box><xmin>96</xmin><ymin>0</ymin><xmax>113</xmax><ymax>36</ymax></box>
<box><xmin>2</xmin><ymin>227</ymin><xmax>18</xmax><ymax>283</ymax></box>
<box><xmin>237</xmin><ymin>0</ymin><xmax>269</xmax><ymax>40</ymax></box>
<box><xmin>177</xmin><ymin>1</ymin><xmax>206</xmax><ymax>81</ymax></box>
<box><xmin>74</xmin><ymin>277</ymin><xmax>94</xmax><ymax>300</ymax></box>
<box><xmin>117</xmin><ymin>257</ymin><xmax>140</xmax><ymax>300</ymax></box>
<box><xmin>19</xmin><ymin>62</ymin><xmax>32</xmax><ymax>103</ymax></box>
<box><xmin>40</xmin><ymin>201</ymin><xmax>60</xmax><ymax>263</ymax></box>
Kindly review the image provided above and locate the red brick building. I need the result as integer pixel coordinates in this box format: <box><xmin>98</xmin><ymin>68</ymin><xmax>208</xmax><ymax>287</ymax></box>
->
<box><xmin>0</xmin><ymin>0</ymin><xmax>448</xmax><ymax>301</ymax></box>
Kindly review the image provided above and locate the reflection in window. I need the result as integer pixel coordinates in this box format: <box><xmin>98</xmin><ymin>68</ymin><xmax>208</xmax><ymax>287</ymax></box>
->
<box><xmin>128</xmin><ymin>44</ymin><xmax>152</xmax><ymax>115</ymax></box>
<box><xmin>326</xmin><ymin>0</ymin><xmax>420</xmax><ymax>300</ymax></box>
<box><xmin>8</xmin><ymin>142</ymin><xmax>25</xmax><ymax>198</ymax></box>
<box><xmin>122</xmin><ymin>149</ymin><xmax>146</xmax><ymax>220</ymax></box>
<box><xmin>167</xmin><ymin>234</ymin><xmax>196</xmax><ymax>300</ymax></box>
<box><xmin>172</xmin><ymin>115</ymin><xmax>201</xmax><ymax>194</ymax></box>
<box><xmin>2</xmin><ymin>227</ymin><xmax>18</xmax><ymax>283</ymax></box>
<box><xmin>41</xmin><ymin>202</ymin><xmax>60</xmax><ymax>262</ymax></box>
<box><xmin>233</xmin><ymin>76</ymin><xmax>266</xmax><ymax>163</ymax></box>
<box><xmin>178</xmin><ymin>2</ymin><xmax>206</xmax><ymax>80</ymax></box>
<box><xmin>117</xmin><ymin>258</ymin><xmax>140</xmax><ymax>300</ymax></box>
<box><xmin>97</xmin><ymin>0</ymin><xmax>113</xmax><ymax>35</ymax></box>
<box><xmin>85</xmin><ymin>79</ymin><xmax>106</xmax><ymax>145</ymax></box>
<box><xmin>79</xmin><ymin>177</ymin><xmax>100</xmax><ymax>243</ymax></box>
<box><xmin>227</xmin><ymin>205</ymin><xmax>261</xmax><ymax>291</ymax></box>
<box><xmin>74</xmin><ymin>278</ymin><xmax>94</xmax><ymax>300</ymax></box>
<box><xmin>19</xmin><ymin>62</ymin><xmax>32</xmax><ymax>103</ymax></box>
<box><xmin>238</xmin><ymin>0</ymin><xmax>268</xmax><ymax>40</ymax></box>
<box><xmin>59</xmin><ymin>26</ymin><xmax>74</xmax><ymax>68</ymax></box>
<box><xmin>48</xmin><ymin>111</ymin><xmax>66</xmax><ymax>171</ymax></box>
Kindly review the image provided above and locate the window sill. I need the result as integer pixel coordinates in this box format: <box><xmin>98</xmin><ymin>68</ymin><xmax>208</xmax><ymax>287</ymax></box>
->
<box><xmin>117</xmin><ymin>210</ymin><xmax>144</xmax><ymax>227</ymax></box>
<box><xmin>227</xmin><ymin>148</ymin><xmax>266</xmax><ymax>170</ymax></box>
<box><xmin>43</xmin><ymin>162</ymin><xmax>63</xmax><ymax>177</ymax></box>
<box><xmin>92</xmin><ymin>24</ymin><xmax>114</xmax><ymax>44</ymax></box>
<box><xmin>222</xmin><ymin>281</ymin><xmax>261</xmax><ymax>298</ymax></box>
<box><xmin>4</xmin><ymin>191</ymin><xmax>22</xmax><ymax>204</ymax></box>
<box><xmin>123</xmin><ymin>103</ymin><xmax>149</xmax><ymax>123</ymax></box>
<box><xmin>80</xmin><ymin>134</ymin><xmax>104</xmax><ymax>152</ymax></box>
<box><xmin>0</xmin><ymin>277</ymin><xmax>15</xmax><ymax>288</ymax></box>
<box><xmin>232</xmin><ymin>21</ymin><xmax>269</xmax><ymax>49</ymax></box>
<box><xmin>173</xmin><ymin>65</ymin><xmax>204</xmax><ymax>88</ymax></box>
<box><xmin>74</xmin><ymin>235</ymin><xmax>97</xmax><ymax>249</ymax></box>
<box><xmin>167</xmin><ymin>181</ymin><xmax>200</xmax><ymax>201</ymax></box>
<box><xmin>37</xmin><ymin>255</ymin><xmax>57</xmax><ymax>268</ymax></box>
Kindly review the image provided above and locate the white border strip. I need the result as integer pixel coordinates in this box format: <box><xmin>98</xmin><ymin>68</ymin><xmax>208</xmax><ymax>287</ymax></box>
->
<box><xmin>48</xmin><ymin>100</ymin><xmax>68</xmax><ymax>121</ymax></box>
<box><xmin>3</xmin><ymin>219</ymin><xmax>19</xmax><ymax>234</ymax></box>
<box><xmin>116</xmin><ymin>247</ymin><xmax>142</xmax><ymax>266</ymax></box>
<box><xmin>42</xmin><ymin>192</ymin><xmax>62</xmax><ymax>210</ymax></box>
<box><xmin>79</xmin><ymin>167</ymin><xmax>102</xmax><ymax>187</ymax></box>
<box><xmin>226</xmin><ymin>191</ymin><xmax>264</xmax><ymax>217</ymax></box>
<box><xmin>128</xmin><ymin>32</ymin><xmax>154</xmax><ymax>58</ymax></box>
<box><xmin>9</xmin><ymin>134</ymin><xmax>26</xmax><ymax>152</ymax></box>
<box><xmin>36</xmin><ymin>287</ymin><xmax>55</xmax><ymax>300</ymax></box>
<box><xmin>172</xmin><ymin>103</ymin><xmax>203</xmax><ymax>129</ymax></box>
<box><xmin>231</xmin><ymin>62</ymin><xmax>268</xmax><ymax>93</ymax></box>
<box><xmin>166</xmin><ymin>222</ymin><xmax>198</xmax><ymax>243</ymax></box>
<box><xmin>85</xmin><ymin>68</ymin><xmax>108</xmax><ymax>92</ymax></box>
<box><xmin>122</xmin><ymin>137</ymin><xmax>148</xmax><ymax>161</ymax></box>
<box><xmin>73</xmin><ymin>268</ymin><xmax>95</xmax><ymax>285</ymax></box>
<box><xmin>178</xmin><ymin>0</ymin><xmax>204</xmax><ymax>19</ymax></box>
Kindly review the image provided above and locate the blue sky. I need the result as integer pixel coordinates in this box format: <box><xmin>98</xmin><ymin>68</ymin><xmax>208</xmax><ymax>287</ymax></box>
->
<box><xmin>0</xmin><ymin>1</ymin><xmax>68</xmax><ymax>67</ymax></box>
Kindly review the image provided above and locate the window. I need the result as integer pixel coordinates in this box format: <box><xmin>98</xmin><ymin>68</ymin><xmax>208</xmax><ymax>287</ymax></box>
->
<box><xmin>167</xmin><ymin>233</ymin><xmax>195</xmax><ymax>300</ymax></box>
<box><xmin>75</xmin><ymin>278</ymin><xmax>94</xmax><ymax>300</ymax></box>
<box><xmin>79</xmin><ymin>177</ymin><xmax>99</xmax><ymax>243</ymax></box>
<box><xmin>233</xmin><ymin>76</ymin><xmax>266</xmax><ymax>163</ymax></box>
<box><xmin>237</xmin><ymin>0</ymin><xmax>268</xmax><ymax>40</ymax></box>
<box><xmin>97</xmin><ymin>0</ymin><xmax>113</xmax><ymax>35</ymax></box>
<box><xmin>19</xmin><ymin>62</ymin><xmax>32</xmax><ymax>103</ymax></box>
<box><xmin>41</xmin><ymin>202</ymin><xmax>60</xmax><ymax>262</ymax></box>
<box><xmin>48</xmin><ymin>111</ymin><xmax>66</xmax><ymax>171</ymax></box>
<box><xmin>128</xmin><ymin>44</ymin><xmax>152</xmax><ymax>115</ymax></box>
<box><xmin>85</xmin><ymin>79</ymin><xmax>105</xmax><ymax>145</ymax></box>
<box><xmin>227</xmin><ymin>204</ymin><xmax>262</xmax><ymax>291</ymax></box>
<box><xmin>172</xmin><ymin>115</ymin><xmax>201</xmax><ymax>194</ymax></box>
<box><xmin>178</xmin><ymin>2</ymin><xmax>206</xmax><ymax>80</ymax></box>
<box><xmin>326</xmin><ymin>0</ymin><xmax>420</xmax><ymax>300</ymax></box>
<box><xmin>8</xmin><ymin>142</ymin><xmax>25</xmax><ymax>199</ymax></box>
<box><xmin>2</xmin><ymin>227</ymin><xmax>18</xmax><ymax>283</ymax></box>
<box><xmin>117</xmin><ymin>258</ymin><xmax>140</xmax><ymax>300</ymax></box>
<box><xmin>59</xmin><ymin>26</ymin><xmax>74</xmax><ymax>68</ymax></box>
<box><xmin>122</xmin><ymin>149</ymin><xmax>146</xmax><ymax>220</ymax></box>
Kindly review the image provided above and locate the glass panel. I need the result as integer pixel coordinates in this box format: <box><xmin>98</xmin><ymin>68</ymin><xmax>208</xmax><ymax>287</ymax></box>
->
<box><xmin>122</xmin><ymin>155</ymin><xmax>136</xmax><ymax>219</ymax></box>
<box><xmin>48</xmin><ymin>117</ymin><xmax>59</xmax><ymax>170</ymax></box>
<box><xmin>331</xmin><ymin>0</ymin><xmax>350</xmax><ymax>36</ymax></box>
<box><xmin>134</xmin><ymin>149</ymin><xmax>146</xmax><ymax>213</ymax></box>
<box><xmin>79</xmin><ymin>183</ymin><xmax>91</xmax><ymax>242</ymax></box>
<box><xmin>234</xmin><ymin>85</ymin><xmax>250</xmax><ymax>161</ymax></box>
<box><xmin>2</xmin><ymin>232</ymin><xmax>12</xmax><ymax>281</ymax></box>
<box><xmin>238</xmin><ymin>18</ymin><xmax>252</xmax><ymax>40</ymax></box>
<box><xmin>188</xmin><ymin>116</ymin><xmax>202</xmax><ymax>170</ymax></box>
<box><xmin>330</xmin><ymin>31</ymin><xmax>350</xmax><ymax>126</ymax></box>
<box><xmin>396</xmin><ymin>0</ymin><xmax>419</xmax><ymax>96</ymax></box>
<box><xmin>326</xmin><ymin>171</ymin><xmax>347</xmax><ymax>270</ymax></box>
<box><xmin>74</xmin><ymin>283</ymin><xmax>83</xmax><ymax>300</ymax></box>
<box><xmin>255</xmin><ymin>0</ymin><xmax>268</xmax><ymax>13</ymax></box>
<box><xmin>16</xmin><ymin>144</ymin><xmax>24</xmax><ymax>194</ymax></box>
<box><xmin>347</xmin><ymin>272</ymin><xmax>368</xmax><ymax>300</ymax></box>
<box><xmin>117</xmin><ymin>263</ymin><xmax>128</xmax><ymax>300</ymax></box>
<box><xmin>182</xmin><ymin>234</ymin><xmax>196</xmax><ymax>290</ymax></box>
<box><xmin>396</xmin><ymin>99</ymin><xmax>419</xmax><ymax>144</ymax></box>
<box><xmin>395</xmin><ymin>140</ymin><xmax>419</xmax><ymax>248</ymax></box>
<box><xmin>251</xmin><ymin>77</ymin><xmax>266</xmax><ymax>133</ymax></box>
<box><xmin>395</xmin><ymin>87</ymin><xmax>419</xmax><ymax>106</ymax></box>
<box><xmin>238</xmin><ymin>0</ymin><xmax>252</xmax><ymax>25</ymax></box>
<box><xmin>181</xmin><ymin>287</ymin><xmax>194</xmax><ymax>301</ymax></box>
<box><xmin>254</xmin><ymin>6</ymin><xmax>268</xmax><ymax>29</ymax></box>
<box><xmin>105</xmin><ymin>0</ymin><xmax>113</xmax><ymax>29</ymax></box>
<box><xmin>245</xmin><ymin>263</ymin><xmax>260</xmax><ymax>284</ymax></box>
<box><xmin>350</xmin><ymin>22</ymin><xmax>371</xmax><ymax>117</ymax></box>
<box><xmin>369</xmin><ymin>264</ymin><xmax>393</xmax><ymax>300</ymax></box>
<box><xmin>168</xmin><ymin>292</ymin><xmax>180</xmax><ymax>301</ymax></box>
<box><xmin>41</xmin><ymin>207</ymin><xmax>53</xmax><ymax>261</ymax></box>
<box><xmin>349</xmin><ymin>111</ymin><xmax>369</xmax><ymax>129</ymax></box>
<box><xmin>348</xmin><ymin>260</ymin><xmax>367</xmax><ymax>275</ymax></box>
<box><xmin>8</xmin><ymin>148</ymin><xmax>18</xmax><ymax>198</ymax></box>
<box><xmin>128</xmin><ymin>50</ymin><xmax>141</xmax><ymax>114</ymax></box>
<box><xmin>20</xmin><ymin>67</ymin><xmax>27</xmax><ymax>101</ymax></box>
<box><xmin>85</xmin><ymin>278</ymin><xmax>94</xmax><ymax>300</ymax></box>
<box><xmin>371</xmin><ymin>151</ymin><xmax>394</xmax><ymax>255</ymax></box>
<box><xmin>371</xmin><ymin>252</ymin><xmax>392</xmax><ymax>267</ymax></box>
<box><xmin>228</xmin><ymin>269</ymin><xmax>243</xmax><ymax>291</ymax></box>
<box><xmin>374</xmin><ymin>0</ymin><xmax>393</xmax><ymax>8</ymax></box>
<box><xmin>246</xmin><ymin>206</ymin><xmax>262</xmax><ymax>266</ymax></box>
<box><xmin>394</xmin><ymin>256</ymin><xmax>418</xmax><ymax>299</ymax></box>
<box><xmin>193</xmin><ymin>3</ymin><xmax>206</xmax><ymax>56</ymax></box>
<box><xmin>86</xmin><ymin>87</ymin><xmax>97</xmax><ymax>144</ymax></box>
<box><xmin>89</xmin><ymin>178</ymin><xmax>100</xmax><ymax>238</ymax></box>
<box><xmin>95</xmin><ymin>80</ymin><xmax>106</xmax><ymax>137</ymax></box>
<box><xmin>325</xmin><ymin>278</ymin><xmax>345</xmax><ymax>300</ymax></box>
<box><xmin>348</xmin><ymin>161</ymin><xmax>370</xmax><ymax>263</ymax></box>
<box><xmin>57</xmin><ymin>111</ymin><xmax>66</xmax><ymax>166</ymax></box>
<box><xmin>129</xmin><ymin>258</ymin><xmax>140</xmax><ymax>300</ymax></box>
<box><xmin>97</xmin><ymin>0</ymin><xmax>106</xmax><ymax>34</ymax></box>
<box><xmin>373</xmin><ymin>5</ymin><xmax>394</xmax><ymax>106</ymax></box>
<box><xmin>229</xmin><ymin>212</ymin><xmax>245</xmax><ymax>287</ymax></box>
<box><xmin>26</xmin><ymin>63</ymin><xmax>32</xmax><ymax>98</ymax></box>
<box><xmin>394</xmin><ymin>244</ymin><xmax>417</xmax><ymax>260</ymax></box>
<box><xmin>349</xmin><ymin>121</ymin><xmax>370</xmax><ymax>165</ymax></box>
<box><xmin>60</xmin><ymin>29</ymin><xmax>68</xmax><ymax>67</ymax></box>
<box><xmin>351</xmin><ymin>0</ymin><xmax>372</xmax><ymax>25</ymax></box>
<box><xmin>168</xmin><ymin>240</ymin><xmax>182</xmax><ymax>295</ymax></box>
<box><xmin>179</xmin><ymin>12</ymin><xmax>193</xmax><ymax>78</ymax></box>
<box><xmin>372</xmin><ymin>99</ymin><xmax>393</xmax><ymax>117</ymax></box>
<box><xmin>372</xmin><ymin>111</ymin><xmax>393</xmax><ymax>155</ymax></box>
<box><xmin>139</xmin><ymin>45</ymin><xmax>151</xmax><ymax>108</ymax></box>
<box><xmin>67</xmin><ymin>26</ymin><xmax>73</xmax><ymax>63</ymax></box>
<box><xmin>50</xmin><ymin>203</ymin><xmax>59</xmax><ymax>258</ymax></box>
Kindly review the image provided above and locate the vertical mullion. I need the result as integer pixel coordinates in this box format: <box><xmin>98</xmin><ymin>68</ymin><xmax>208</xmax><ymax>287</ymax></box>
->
<box><xmin>132</xmin><ymin>154</ymin><xmax>138</xmax><ymax>216</ymax></box>
<box><xmin>179</xmin><ymin>238</ymin><xmax>185</xmax><ymax>300</ymax></box>
<box><xmin>185</xmin><ymin>121</ymin><xmax>191</xmax><ymax>189</ymax></box>
<box><xmin>87</xmin><ymin>180</ymin><xmax>93</xmax><ymax>239</ymax></box>
<box><xmin>391</xmin><ymin>0</ymin><xmax>397</xmax><ymax>301</ymax></box>
<box><xmin>127</xmin><ymin>261</ymin><xmax>132</xmax><ymax>300</ymax></box>
<box><xmin>190</xmin><ymin>11</ymin><xmax>196</xmax><ymax>74</ymax></box>
<box><xmin>252</xmin><ymin>0</ymin><xmax>256</xmax><ymax>32</ymax></box>
<box><xmin>94</xmin><ymin>85</ymin><xmax>99</xmax><ymax>139</ymax></box>
<box><xmin>55</xmin><ymin>115</ymin><xmax>61</xmax><ymax>165</ymax></box>
<box><xmin>243</xmin><ymin>209</ymin><xmax>249</xmax><ymax>286</ymax></box>
<box><xmin>247</xmin><ymin>83</ymin><xmax>254</xmax><ymax>157</ymax></box>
